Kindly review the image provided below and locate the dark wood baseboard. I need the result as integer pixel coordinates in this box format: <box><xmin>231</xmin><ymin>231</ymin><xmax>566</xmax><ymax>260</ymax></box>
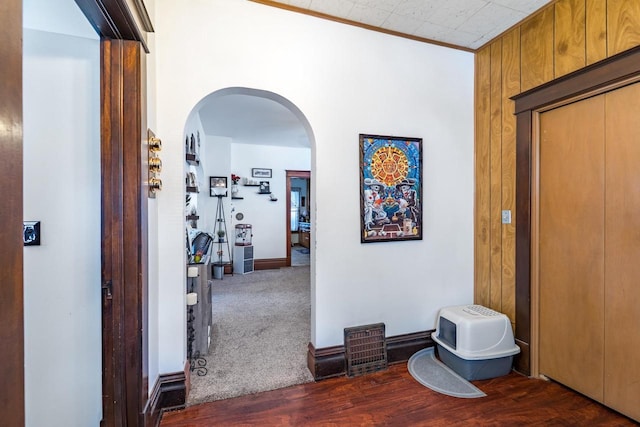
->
<box><xmin>386</xmin><ymin>330</ymin><xmax>434</xmax><ymax>364</ymax></box>
<box><xmin>514</xmin><ymin>338</ymin><xmax>530</xmax><ymax>376</ymax></box>
<box><xmin>307</xmin><ymin>344</ymin><xmax>346</xmax><ymax>380</ymax></box>
<box><xmin>307</xmin><ymin>330</ymin><xmax>435</xmax><ymax>380</ymax></box>
<box><xmin>254</xmin><ymin>258</ymin><xmax>287</xmax><ymax>270</ymax></box>
<box><xmin>144</xmin><ymin>369</ymin><xmax>187</xmax><ymax>426</ymax></box>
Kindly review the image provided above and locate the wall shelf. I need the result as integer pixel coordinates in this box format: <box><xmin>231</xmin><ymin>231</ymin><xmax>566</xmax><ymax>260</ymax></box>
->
<box><xmin>185</xmin><ymin>153</ymin><xmax>200</xmax><ymax>166</ymax></box>
<box><xmin>231</xmin><ymin>196</ymin><xmax>244</xmax><ymax>200</ymax></box>
<box><xmin>186</xmin><ymin>186</ymin><xmax>198</xmax><ymax>193</ymax></box>
<box><xmin>243</xmin><ymin>184</ymin><xmax>260</xmax><ymax>187</ymax></box>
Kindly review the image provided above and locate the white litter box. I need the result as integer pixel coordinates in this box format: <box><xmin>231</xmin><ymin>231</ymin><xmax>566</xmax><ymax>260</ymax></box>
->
<box><xmin>431</xmin><ymin>305</ymin><xmax>520</xmax><ymax>381</ymax></box>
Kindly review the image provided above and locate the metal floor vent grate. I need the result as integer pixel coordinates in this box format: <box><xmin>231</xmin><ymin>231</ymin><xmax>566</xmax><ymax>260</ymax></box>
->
<box><xmin>344</xmin><ymin>323</ymin><xmax>387</xmax><ymax>377</ymax></box>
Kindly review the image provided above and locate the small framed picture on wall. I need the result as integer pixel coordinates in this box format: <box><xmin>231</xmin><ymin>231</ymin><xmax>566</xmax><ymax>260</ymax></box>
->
<box><xmin>210</xmin><ymin>176</ymin><xmax>228</xmax><ymax>197</ymax></box>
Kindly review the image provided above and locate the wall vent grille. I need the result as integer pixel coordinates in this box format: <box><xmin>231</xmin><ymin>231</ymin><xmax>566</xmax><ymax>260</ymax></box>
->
<box><xmin>344</xmin><ymin>323</ymin><xmax>387</xmax><ymax>377</ymax></box>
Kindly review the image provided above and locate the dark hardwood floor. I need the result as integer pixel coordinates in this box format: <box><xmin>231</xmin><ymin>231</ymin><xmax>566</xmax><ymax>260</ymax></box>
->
<box><xmin>161</xmin><ymin>363</ymin><xmax>636</xmax><ymax>426</ymax></box>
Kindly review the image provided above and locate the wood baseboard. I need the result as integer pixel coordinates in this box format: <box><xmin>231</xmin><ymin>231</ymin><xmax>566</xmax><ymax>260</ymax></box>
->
<box><xmin>307</xmin><ymin>329</ymin><xmax>435</xmax><ymax>380</ymax></box>
<box><xmin>514</xmin><ymin>339</ymin><xmax>530</xmax><ymax>376</ymax></box>
<box><xmin>144</xmin><ymin>369</ymin><xmax>187</xmax><ymax>426</ymax></box>
<box><xmin>254</xmin><ymin>258</ymin><xmax>287</xmax><ymax>270</ymax></box>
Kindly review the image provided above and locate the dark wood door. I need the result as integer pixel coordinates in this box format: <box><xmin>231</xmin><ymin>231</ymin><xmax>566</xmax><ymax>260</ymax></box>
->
<box><xmin>0</xmin><ymin>0</ymin><xmax>25</xmax><ymax>425</ymax></box>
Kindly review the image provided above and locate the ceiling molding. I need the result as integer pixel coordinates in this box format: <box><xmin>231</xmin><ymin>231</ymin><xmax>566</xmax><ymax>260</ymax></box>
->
<box><xmin>249</xmin><ymin>0</ymin><xmax>476</xmax><ymax>53</ymax></box>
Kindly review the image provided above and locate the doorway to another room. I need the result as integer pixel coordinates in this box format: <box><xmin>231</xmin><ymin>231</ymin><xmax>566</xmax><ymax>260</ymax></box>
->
<box><xmin>287</xmin><ymin>170</ymin><xmax>311</xmax><ymax>267</ymax></box>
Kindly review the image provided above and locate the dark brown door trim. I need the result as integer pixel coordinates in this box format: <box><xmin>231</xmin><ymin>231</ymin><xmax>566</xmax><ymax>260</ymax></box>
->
<box><xmin>101</xmin><ymin>38</ymin><xmax>148</xmax><ymax>426</ymax></box>
<box><xmin>512</xmin><ymin>45</ymin><xmax>640</xmax><ymax>376</ymax></box>
<box><xmin>0</xmin><ymin>0</ymin><xmax>25</xmax><ymax>425</ymax></box>
<box><xmin>286</xmin><ymin>170</ymin><xmax>311</xmax><ymax>266</ymax></box>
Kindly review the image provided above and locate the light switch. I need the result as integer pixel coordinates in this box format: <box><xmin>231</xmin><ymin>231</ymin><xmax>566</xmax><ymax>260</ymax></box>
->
<box><xmin>501</xmin><ymin>210</ymin><xmax>512</xmax><ymax>224</ymax></box>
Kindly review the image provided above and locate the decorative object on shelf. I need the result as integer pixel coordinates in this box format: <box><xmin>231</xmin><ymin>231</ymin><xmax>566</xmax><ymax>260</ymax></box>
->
<box><xmin>359</xmin><ymin>133</ymin><xmax>423</xmax><ymax>243</ymax></box>
<box><xmin>269</xmin><ymin>193</ymin><xmax>278</xmax><ymax>202</ymax></box>
<box><xmin>234</xmin><ymin>223</ymin><xmax>253</xmax><ymax>246</ymax></box>
<box><xmin>148</xmin><ymin>129</ymin><xmax>162</xmax><ymax>198</ymax></box>
<box><xmin>186</xmin><ymin>172</ymin><xmax>198</xmax><ymax>192</ymax></box>
<box><xmin>235</xmin><ymin>212</ymin><xmax>244</xmax><ymax>221</ymax></box>
<box><xmin>210</xmin><ymin>176</ymin><xmax>228</xmax><ymax>197</ymax></box>
<box><xmin>231</xmin><ymin>174</ymin><xmax>241</xmax><ymax>198</ymax></box>
<box><xmin>259</xmin><ymin>181</ymin><xmax>270</xmax><ymax>194</ymax></box>
<box><xmin>217</xmin><ymin>229</ymin><xmax>225</xmax><ymax>243</ymax></box>
<box><xmin>252</xmin><ymin>168</ymin><xmax>272</xmax><ymax>178</ymax></box>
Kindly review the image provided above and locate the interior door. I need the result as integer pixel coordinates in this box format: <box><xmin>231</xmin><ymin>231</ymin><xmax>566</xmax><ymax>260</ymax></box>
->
<box><xmin>538</xmin><ymin>95</ymin><xmax>605</xmax><ymax>401</ymax></box>
<box><xmin>604</xmin><ymin>82</ymin><xmax>640</xmax><ymax>420</ymax></box>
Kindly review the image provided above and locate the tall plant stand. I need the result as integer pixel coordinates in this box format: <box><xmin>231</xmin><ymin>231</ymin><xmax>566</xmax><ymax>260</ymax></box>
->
<box><xmin>212</xmin><ymin>195</ymin><xmax>231</xmax><ymax>279</ymax></box>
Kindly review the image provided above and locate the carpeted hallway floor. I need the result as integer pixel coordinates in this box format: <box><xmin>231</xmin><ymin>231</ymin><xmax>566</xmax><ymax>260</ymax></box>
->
<box><xmin>188</xmin><ymin>265</ymin><xmax>314</xmax><ymax>405</ymax></box>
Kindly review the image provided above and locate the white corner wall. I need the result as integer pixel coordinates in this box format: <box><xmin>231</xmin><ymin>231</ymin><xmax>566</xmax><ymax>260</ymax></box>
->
<box><xmin>23</xmin><ymin>28</ymin><xmax>102</xmax><ymax>427</ymax></box>
<box><xmin>155</xmin><ymin>0</ymin><xmax>474</xmax><ymax>371</ymax></box>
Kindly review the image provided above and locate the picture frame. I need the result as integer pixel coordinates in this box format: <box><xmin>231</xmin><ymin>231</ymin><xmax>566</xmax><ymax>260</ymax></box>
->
<box><xmin>252</xmin><ymin>168</ymin><xmax>272</xmax><ymax>178</ymax></box>
<box><xmin>359</xmin><ymin>133</ymin><xmax>423</xmax><ymax>243</ymax></box>
<box><xmin>259</xmin><ymin>181</ymin><xmax>271</xmax><ymax>194</ymax></box>
<box><xmin>209</xmin><ymin>176</ymin><xmax>228</xmax><ymax>197</ymax></box>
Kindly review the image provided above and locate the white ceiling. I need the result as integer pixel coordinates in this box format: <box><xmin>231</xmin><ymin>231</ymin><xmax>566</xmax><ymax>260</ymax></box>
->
<box><xmin>265</xmin><ymin>0</ymin><xmax>552</xmax><ymax>50</ymax></box>
<box><xmin>198</xmin><ymin>94</ymin><xmax>311</xmax><ymax>148</ymax></box>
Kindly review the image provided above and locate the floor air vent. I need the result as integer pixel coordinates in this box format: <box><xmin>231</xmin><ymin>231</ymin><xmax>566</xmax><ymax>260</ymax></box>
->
<box><xmin>344</xmin><ymin>323</ymin><xmax>387</xmax><ymax>377</ymax></box>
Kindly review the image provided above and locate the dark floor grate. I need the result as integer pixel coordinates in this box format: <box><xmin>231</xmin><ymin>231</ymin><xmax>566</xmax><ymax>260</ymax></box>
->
<box><xmin>344</xmin><ymin>323</ymin><xmax>387</xmax><ymax>377</ymax></box>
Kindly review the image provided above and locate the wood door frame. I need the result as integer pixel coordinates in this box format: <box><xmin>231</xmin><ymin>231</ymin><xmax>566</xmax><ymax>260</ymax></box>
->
<box><xmin>512</xmin><ymin>45</ymin><xmax>640</xmax><ymax>376</ymax></box>
<box><xmin>0</xmin><ymin>0</ymin><xmax>25</xmax><ymax>425</ymax></box>
<box><xmin>74</xmin><ymin>1</ymin><xmax>151</xmax><ymax>425</ymax></box>
<box><xmin>286</xmin><ymin>170</ymin><xmax>311</xmax><ymax>266</ymax></box>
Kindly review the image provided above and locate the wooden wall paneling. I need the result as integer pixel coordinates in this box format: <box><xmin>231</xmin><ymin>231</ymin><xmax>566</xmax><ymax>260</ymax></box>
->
<box><xmin>489</xmin><ymin>41</ymin><xmax>503</xmax><ymax>312</ymax></box>
<box><xmin>554</xmin><ymin>0</ymin><xmax>586</xmax><ymax>77</ymax></box>
<box><xmin>607</xmin><ymin>0</ymin><xmax>640</xmax><ymax>56</ymax></box>
<box><xmin>603</xmin><ymin>82</ymin><xmax>640</xmax><ymax>421</ymax></box>
<box><xmin>586</xmin><ymin>0</ymin><xmax>607</xmax><ymax>65</ymax></box>
<box><xmin>500</xmin><ymin>29</ymin><xmax>520</xmax><ymax>324</ymax></box>
<box><xmin>521</xmin><ymin>6</ymin><xmax>555</xmax><ymax>92</ymax></box>
<box><xmin>474</xmin><ymin>46</ymin><xmax>492</xmax><ymax>307</ymax></box>
<box><xmin>538</xmin><ymin>95</ymin><xmax>605</xmax><ymax>402</ymax></box>
<box><xmin>0</xmin><ymin>1</ymin><xmax>24</xmax><ymax>425</ymax></box>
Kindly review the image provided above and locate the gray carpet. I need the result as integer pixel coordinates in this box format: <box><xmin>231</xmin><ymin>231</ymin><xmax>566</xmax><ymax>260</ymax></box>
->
<box><xmin>188</xmin><ymin>266</ymin><xmax>314</xmax><ymax>405</ymax></box>
<box><xmin>408</xmin><ymin>348</ymin><xmax>486</xmax><ymax>398</ymax></box>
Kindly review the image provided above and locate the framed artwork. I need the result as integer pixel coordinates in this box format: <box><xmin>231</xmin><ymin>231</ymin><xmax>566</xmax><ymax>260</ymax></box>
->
<box><xmin>252</xmin><ymin>168</ymin><xmax>272</xmax><ymax>178</ymax></box>
<box><xmin>210</xmin><ymin>176</ymin><xmax>227</xmax><ymax>197</ymax></box>
<box><xmin>359</xmin><ymin>133</ymin><xmax>423</xmax><ymax>243</ymax></box>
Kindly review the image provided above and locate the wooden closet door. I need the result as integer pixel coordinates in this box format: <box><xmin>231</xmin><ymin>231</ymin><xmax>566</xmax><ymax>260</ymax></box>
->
<box><xmin>538</xmin><ymin>95</ymin><xmax>605</xmax><ymax>401</ymax></box>
<box><xmin>604</xmin><ymin>82</ymin><xmax>640</xmax><ymax>421</ymax></box>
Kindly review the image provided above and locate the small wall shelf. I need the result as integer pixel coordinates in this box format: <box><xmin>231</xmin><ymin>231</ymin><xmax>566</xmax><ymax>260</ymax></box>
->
<box><xmin>231</xmin><ymin>196</ymin><xmax>244</xmax><ymax>200</ymax></box>
<box><xmin>243</xmin><ymin>184</ymin><xmax>260</xmax><ymax>187</ymax></box>
<box><xmin>185</xmin><ymin>153</ymin><xmax>200</xmax><ymax>166</ymax></box>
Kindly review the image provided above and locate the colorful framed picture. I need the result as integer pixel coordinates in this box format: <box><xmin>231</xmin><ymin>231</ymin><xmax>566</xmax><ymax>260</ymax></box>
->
<box><xmin>359</xmin><ymin>134</ymin><xmax>423</xmax><ymax>243</ymax></box>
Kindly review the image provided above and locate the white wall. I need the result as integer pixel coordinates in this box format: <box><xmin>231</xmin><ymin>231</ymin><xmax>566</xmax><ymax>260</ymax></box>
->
<box><xmin>23</xmin><ymin>28</ymin><xmax>102</xmax><ymax>427</ymax></box>
<box><xmin>229</xmin><ymin>143</ymin><xmax>311</xmax><ymax>259</ymax></box>
<box><xmin>155</xmin><ymin>0</ymin><xmax>474</xmax><ymax>371</ymax></box>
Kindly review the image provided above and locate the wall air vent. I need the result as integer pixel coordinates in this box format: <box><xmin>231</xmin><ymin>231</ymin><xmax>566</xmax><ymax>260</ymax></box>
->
<box><xmin>344</xmin><ymin>323</ymin><xmax>387</xmax><ymax>377</ymax></box>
